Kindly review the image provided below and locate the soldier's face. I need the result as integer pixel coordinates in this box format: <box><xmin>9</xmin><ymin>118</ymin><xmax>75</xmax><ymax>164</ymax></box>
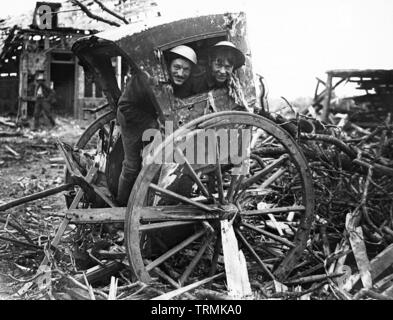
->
<box><xmin>211</xmin><ymin>54</ymin><xmax>234</xmax><ymax>83</ymax></box>
<box><xmin>170</xmin><ymin>58</ymin><xmax>192</xmax><ymax>86</ymax></box>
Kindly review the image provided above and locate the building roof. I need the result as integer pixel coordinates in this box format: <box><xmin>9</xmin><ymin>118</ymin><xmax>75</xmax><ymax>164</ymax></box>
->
<box><xmin>327</xmin><ymin>69</ymin><xmax>393</xmax><ymax>78</ymax></box>
<box><xmin>0</xmin><ymin>0</ymin><xmax>161</xmax><ymax>39</ymax></box>
<box><xmin>327</xmin><ymin>69</ymin><xmax>393</xmax><ymax>95</ymax></box>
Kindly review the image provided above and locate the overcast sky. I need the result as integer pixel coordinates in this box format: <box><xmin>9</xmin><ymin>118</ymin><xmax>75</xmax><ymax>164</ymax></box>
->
<box><xmin>1</xmin><ymin>0</ymin><xmax>393</xmax><ymax>99</ymax></box>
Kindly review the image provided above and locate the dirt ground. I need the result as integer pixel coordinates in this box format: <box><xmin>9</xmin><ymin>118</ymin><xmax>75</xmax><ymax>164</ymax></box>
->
<box><xmin>0</xmin><ymin>116</ymin><xmax>89</xmax><ymax>299</ymax></box>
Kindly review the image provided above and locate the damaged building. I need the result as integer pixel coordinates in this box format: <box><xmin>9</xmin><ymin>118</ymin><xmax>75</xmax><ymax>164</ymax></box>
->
<box><xmin>0</xmin><ymin>0</ymin><xmax>161</xmax><ymax>121</ymax></box>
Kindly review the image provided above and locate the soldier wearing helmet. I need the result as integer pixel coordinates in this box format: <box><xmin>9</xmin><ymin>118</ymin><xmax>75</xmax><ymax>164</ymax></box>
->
<box><xmin>192</xmin><ymin>41</ymin><xmax>248</xmax><ymax>109</ymax></box>
<box><xmin>209</xmin><ymin>41</ymin><xmax>245</xmax><ymax>85</ymax></box>
<box><xmin>165</xmin><ymin>45</ymin><xmax>197</xmax><ymax>98</ymax></box>
<box><xmin>116</xmin><ymin>45</ymin><xmax>197</xmax><ymax>206</ymax></box>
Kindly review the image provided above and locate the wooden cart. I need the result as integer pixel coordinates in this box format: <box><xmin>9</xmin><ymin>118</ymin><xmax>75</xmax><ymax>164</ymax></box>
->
<box><xmin>3</xmin><ymin>12</ymin><xmax>315</xmax><ymax>296</ymax></box>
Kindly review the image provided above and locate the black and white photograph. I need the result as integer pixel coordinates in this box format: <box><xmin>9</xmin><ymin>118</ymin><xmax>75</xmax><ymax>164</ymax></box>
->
<box><xmin>0</xmin><ymin>0</ymin><xmax>392</xmax><ymax>303</ymax></box>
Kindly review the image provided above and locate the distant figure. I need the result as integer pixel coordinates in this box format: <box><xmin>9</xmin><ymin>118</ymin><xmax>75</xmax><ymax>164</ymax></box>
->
<box><xmin>33</xmin><ymin>72</ymin><xmax>56</xmax><ymax>130</ymax></box>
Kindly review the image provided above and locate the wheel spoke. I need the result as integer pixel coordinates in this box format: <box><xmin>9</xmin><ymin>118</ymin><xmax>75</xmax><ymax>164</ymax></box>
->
<box><xmin>146</xmin><ymin>229</ymin><xmax>206</xmax><ymax>271</ymax></box>
<box><xmin>241</xmin><ymin>222</ymin><xmax>295</xmax><ymax>248</ymax></box>
<box><xmin>241</xmin><ymin>154</ymin><xmax>289</xmax><ymax>190</ymax></box>
<box><xmin>215</xmin><ymin>143</ymin><xmax>225</xmax><ymax>204</ymax></box>
<box><xmin>240</xmin><ymin>205</ymin><xmax>305</xmax><ymax>216</ymax></box>
<box><xmin>174</xmin><ymin>147</ymin><xmax>212</xmax><ymax>200</ymax></box>
<box><xmin>179</xmin><ymin>236</ymin><xmax>212</xmax><ymax>285</ymax></box>
<box><xmin>149</xmin><ymin>264</ymin><xmax>195</xmax><ymax>299</ymax></box>
<box><xmin>149</xmin><ymin>183</ymin><xmax>215</xmax><ymax>212</ymax></box>
<box><xmin>226</xmin><ymin>174</ymin><xmax>240</xmax><ymax>202</ymax></box>
<box><xmin>208</xmin><ymin>234</ymin><xmax>222</xmax><ymax>278</ymax></box>
<box><xmin>260</xmin><ymin>167</ymin><xmax>287</xmax><ymax>189</ymax></box>
<box><xmin>140</xmin><ymin>221</ymin><xmax>196</xmax><ymax>231</ymax></box>
<box><xmin>235</xmin><ymin>228</ymin><xmax>276</xmax><ymax>281</ymax></box>
<box><xmin>232</xmin><ymin>174</ymin><xmax>246</xmax><ymax>201</ymax></box>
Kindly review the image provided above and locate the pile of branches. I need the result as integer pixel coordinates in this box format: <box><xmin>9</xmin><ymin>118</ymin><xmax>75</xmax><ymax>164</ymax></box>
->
<box><xmin>260</xmin><ymin>107</ymin><xmax>393</xmax><ymax>299</ymax></box>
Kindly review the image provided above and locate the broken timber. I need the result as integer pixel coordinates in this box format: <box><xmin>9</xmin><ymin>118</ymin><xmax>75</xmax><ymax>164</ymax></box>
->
<box><xmin>17</xmin><ymin>166</ymin><xmax>98</xmax><ymax>295</ymax></box>
<box><xmin>220</xmin><ymin>220</ymin><xmax>252</xmax><ymax>299</ymax></box>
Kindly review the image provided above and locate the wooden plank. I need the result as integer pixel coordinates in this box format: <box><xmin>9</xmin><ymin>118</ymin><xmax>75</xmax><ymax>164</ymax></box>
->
<box><xmin>321</xmin><ymin>73</ymin><xmax>333</xmax><ymax>122</ymax></box>
<box><xmin>0</xmin><ymin>117</ymin><xmax>16</xmax><ymax>128</ymax></box>
<box><xmin>220</xmin><ymin>220</ymin><xmax>252</xmax><ymax>298</ymax></box>
<box><xmin>75</xmin><ymin>261</ymin><xmax>123</xmax><ymax>285</ymax></box>
<box><xmin>0</xmin><ymin>184</ymin><xmax>73</xmax><ymax>212</ymax></box>
<box><xmin>140</xmin><ymin>207</ymin><xmax>220</xmax><ymax>222</ymax></box>
<box><xmin>348</xmin><ymin>226</ymin><xmax>372</xmax><ymax>289</ymax></box>
<box><xmin>108</xmin><ymin>276</ymin><xmax>118</xmax><ymax>300</ymax></box>
<box><xmin>18</xmin><ymin>54</ymin><xmax>28</xmax><ymax>121</ymax></box>
<box><xmin>151</xmin><ymin>273</ymin><xmax>224</xmax><ymax>300</ymax></box>
<box><xmin>370</xmin><ymin>243</ymin><xmax>393</xmax><ymax>280</ymax></box>
<box><xmin>18</xmin><ymin>167</ymin><xmax>97</xmax><ymax>296</ymax></box>
<box><xmin>63</xmin><ymin>205</ymin><xmax>218</xmax><ymax>224</ymax></box>
<box><xmin>382</xmin><ymin>284</ymin><xmax>393</xmax><ymax>298</ymax></box>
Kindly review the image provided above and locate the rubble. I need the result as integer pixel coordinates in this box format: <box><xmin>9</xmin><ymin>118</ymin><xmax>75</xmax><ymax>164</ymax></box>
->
<box><xmin>0</xmin><ymin>102</ymin><xmax>393</xmax><ymax>300</ymax></box>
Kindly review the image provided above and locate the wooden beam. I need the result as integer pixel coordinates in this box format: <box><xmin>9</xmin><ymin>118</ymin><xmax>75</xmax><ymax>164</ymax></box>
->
<box><xmin>17</xmin><ymin>53</ymin><xmax>28</xmax><ymax>121</ymax></box>
<box><xmin>0</xmin><ymin>184</ymin><xmax>74</xmax><ymax>212</ymax></box>
<box><xmin>62</xmin><ymin>205</ymin><xmax>220</xmax><ymax>224</ymax></box>
<box><xmin>151</xmin><ymin>273</ymin><xmax>224</xmax><ymax>300</ymax></box>
<box><xmin>321</xmin><ymin>74</ymin><xmax>333</xmax><ymax>123</ymax></box>
<box><xmin>220</xmin><ymin>220</ymin><xmax>252</xmax><ymax>298</ymax></box>
<box><xmin>74</xmin><ymin>261</ymin><xmax>123</xmax><ymax>285</ymax></box>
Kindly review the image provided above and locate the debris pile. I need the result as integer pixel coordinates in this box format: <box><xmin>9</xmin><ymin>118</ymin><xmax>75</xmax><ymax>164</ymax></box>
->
<box><xmin>280</xmin><ymin>107</ymin><xmax>393</xmax><ymax>299</ymax></box>
<box><xmin>1</xmin><ymin>108</ymin><xmax>393</xmax><ymax>300</ymax></box>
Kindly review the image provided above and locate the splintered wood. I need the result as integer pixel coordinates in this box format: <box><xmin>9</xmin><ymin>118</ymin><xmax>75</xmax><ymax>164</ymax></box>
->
<box><xmin>220</xmin><ymin>219</ymin><xmax>252</xmax><ymax>299</ymax></box>
<box><xmin>345</xmin><ymin>210</ymin><xmax>372</xmax><ymax>289</ymax></box>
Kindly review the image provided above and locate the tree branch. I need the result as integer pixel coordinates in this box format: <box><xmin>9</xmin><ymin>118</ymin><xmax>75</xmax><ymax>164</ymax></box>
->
<box><xmin>93</xmin><ymin>0</ymin><xmax>129</xmax><ymax>24</ymax></box>
<box><xmin>70</xmin><ymin>0</ymin><xmax>121</xmax><ymax>27</ymax></box>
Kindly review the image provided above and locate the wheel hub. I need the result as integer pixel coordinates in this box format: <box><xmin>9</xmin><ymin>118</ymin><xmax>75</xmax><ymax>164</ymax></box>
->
<box><xmin>219</xmin><ymin>203</ymin><xmax>239</xmax><ymax>220</ymax></box>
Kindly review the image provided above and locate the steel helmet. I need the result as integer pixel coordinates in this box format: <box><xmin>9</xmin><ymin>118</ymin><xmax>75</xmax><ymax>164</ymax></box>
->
<box><xmin>168</xmin><ymin>45</ymin><xmax>197</xmax><ymax>65</ymax></box>
<box><xmin>211</xmin><ymin>41</ymin><xmax>246</xmax><ymax>70</ymax></box>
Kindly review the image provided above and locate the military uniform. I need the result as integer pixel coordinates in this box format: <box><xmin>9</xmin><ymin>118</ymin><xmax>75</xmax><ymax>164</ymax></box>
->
<box><xmin>191</xmin><ymin>71</ymin><xmax>249</xmax><ymax>110</ymax></box>
<box><xmin>33</xmin><ymin>82</ymin><xmax>56</xmax><ymax>130</ymax></box>
<box><xmin>116</xmin><ymin>73</ymin><xmax>193</xmax><ymax>206</ymax></box>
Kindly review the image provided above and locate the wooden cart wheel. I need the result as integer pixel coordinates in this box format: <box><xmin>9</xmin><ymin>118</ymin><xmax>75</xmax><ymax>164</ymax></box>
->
<box><xmin>64</xmin><ymin>111</ymin><xmax>116</xmax><ymax>208</ymax></box>
<box><xmin>73</xmin><ymin>111</ymin><xmax>116</xmax><ymax>151</ymax></box>
<box><xmin>125</xmin><ymin>111</ymin><xmax>315</xmax><ymax>287</ymax></box>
